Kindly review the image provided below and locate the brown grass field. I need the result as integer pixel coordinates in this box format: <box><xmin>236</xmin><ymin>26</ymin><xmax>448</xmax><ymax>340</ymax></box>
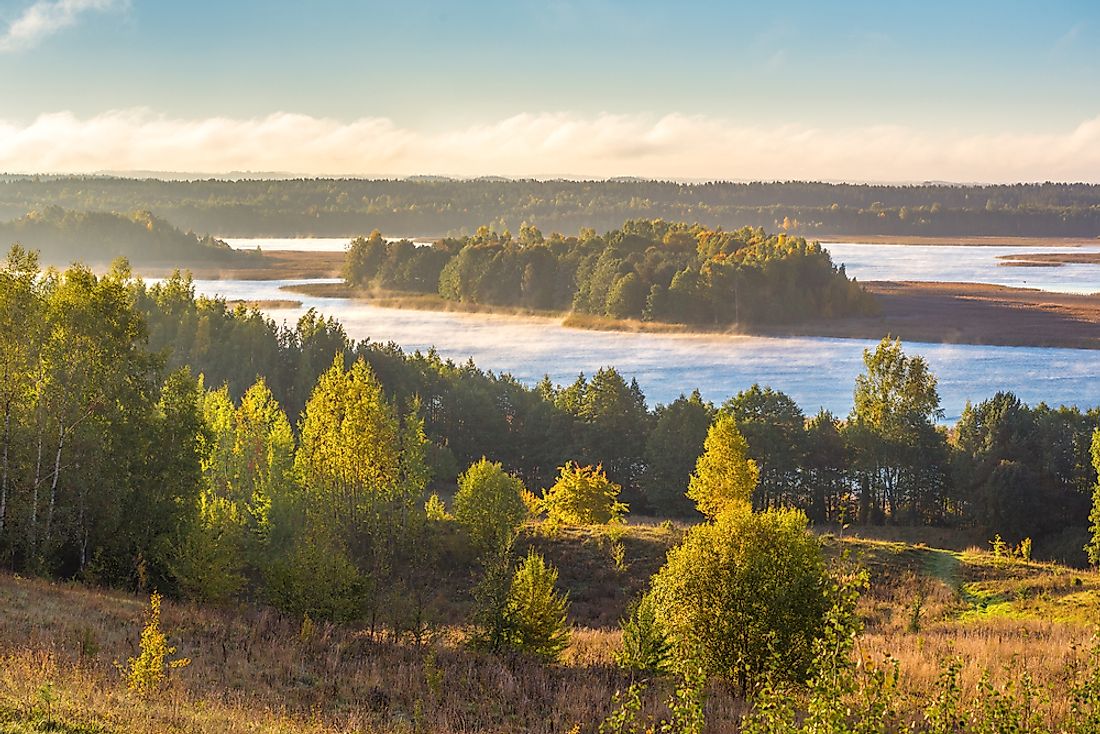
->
<box><xmin>3</xmin><ymin>523</ymin><xmax>1099</xmax><ymax>733</ymax></box>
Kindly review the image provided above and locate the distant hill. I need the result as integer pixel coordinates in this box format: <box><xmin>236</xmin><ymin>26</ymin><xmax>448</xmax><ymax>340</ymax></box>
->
<box><xmin>0</xmin><ymin>206</ymin><xmax>246</xmax><ymax>268</ymax></box>
<box><xmin>1</xmin><ymin>176</ymin><xmax>1098</xmax><ymax>238</ymax></box>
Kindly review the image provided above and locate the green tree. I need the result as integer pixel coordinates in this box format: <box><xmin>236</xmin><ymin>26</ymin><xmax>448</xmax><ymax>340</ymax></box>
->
<box><xmin>453</xmin><ymin>458</ymin><xmax>528</xmax><ymax>556</ymax></box>
<box><xmin>541</xmin><ymin>462</ymin><xmax>627</xmax><ymax>526</ymax></box>
<box><xmin>642</xmin><ymin>391</ymin><xmax>714</xmax><ymax>516</ymax></box>
<box><xmin>504</xmin><ymin>547</ymin><xmax>571</xmax><ymax>661</ymax></box>
<box><xmin>723</xmin><ymin>385</ymin><xmax>806</xmax><ymax>510</ymax></box>
<box><xmin>1086</xmin><ymin>429</ymin><xmax>1100</xmax><ymax>566</ymax></box>
<box><xmin>851</xmin><ymin>337</ymin><xmax>948</xmax><ymax>523</ymax></box>
<box><xmin>686</xmin><ymin>415</ymin><xmax>759</xmax><ymax>519</ymax></box>
<box><xmin>615</xmin><ymin>592</ymin><xmax>671</xmax><ymax>674</ymax></box>
<box><xmin>649</xmin><ymin>507</ymin><xmax>832</xmax><ymax>692</ymax></box>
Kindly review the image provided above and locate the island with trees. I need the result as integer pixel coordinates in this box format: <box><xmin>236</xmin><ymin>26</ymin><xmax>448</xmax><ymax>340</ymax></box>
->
<box><xmin>341</xmin><ymin>220</ymin><xmax>875</xmax><ymax>327</ymax></box>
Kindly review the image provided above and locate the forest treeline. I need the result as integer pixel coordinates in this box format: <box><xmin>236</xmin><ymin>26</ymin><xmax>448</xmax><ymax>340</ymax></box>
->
<box><xmin>1</xmin><ymin>176</ymin><xmax>1098</xmax><ymax>238</ymax></box>
<box><xmin>0</xmin><ymin>206</ymin><xmax>244</xmax><ymax>267</ymax></box>
<box><xmin>1</xmin><ymin>246</ymin><xmax>1095</xmax><ymax>595</ymax></box>
<box><xmin>344</xmin><ymin>221</ymin><xmax>874</xmax><ymax>325</ymax></box>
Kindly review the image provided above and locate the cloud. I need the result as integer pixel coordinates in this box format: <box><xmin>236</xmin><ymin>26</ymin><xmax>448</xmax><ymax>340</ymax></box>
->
<box><xmin>0</xmin><ymin>0</ymin><xmax>125</xmax><ymax>53</ymax></box>
<box><xmin>1</xmin><ymin>108</ymin><xmax>1100</xmax><ymax>182</ymax></box>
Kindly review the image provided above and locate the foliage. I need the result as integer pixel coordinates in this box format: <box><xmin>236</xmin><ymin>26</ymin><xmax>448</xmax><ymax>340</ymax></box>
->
<box><xmin>1087</xmin><ymin>429</ymin><xmax>1100</xmax><ymax>566</ymax></box>
<box><xmin>541</xmin><ymin>462</ymin><xmax>627</xmax><ymax>526</ymax></box>
<box><xmin>502</xmin><ymin>547</ymin><xmax>571</xmax><ymax>661</ymax></box>
<box><xmin>357</xmin><ymin>219</ymin><xmax>874</xmax><ymax>328</ymax></box>
<box><xmin>126</xmin><ymin>592</ymin><xmax>190</xmax><ymax>697</ymax></box>
<box><xmin>453</xmin><ymin>458</ymin><xmax>527</xmax><ymax>555</ymax></box>
<box><xmin>649</xmin><ymin>507</ymin><xmax>833</xmax><ymax>692</ymax></box>
<box><xmin>264</xmin><ymin>524</ymin><xmax>368</xmax><ymax>622</ymax></box>
<box><xmin>615</xmin><ymin>592</ymin><xmax>671</xmax><ymax>674</ymax></box>
<box><xmin>686</xmin><ymin>415</ymin><xmax>759</xmax><ymax>519</ymax></box>
<box><xmin>642</xmin><ymin>390</ymin><xmax>714</xmax><ymax>516</ymax></box>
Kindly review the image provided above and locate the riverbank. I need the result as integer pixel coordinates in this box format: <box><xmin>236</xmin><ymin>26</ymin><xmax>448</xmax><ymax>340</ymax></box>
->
<box><xmin>138</xmin><ymin>250</ymin><xmax>345</xmax><ymax>280</ymax></box>
<box><xmin>277</xmin><ymin>279</ymin><xmax>1100</xmax><ymax>351</ymax></box>
<box><xmin>819</xmin><ymin>234</ymin><xmax>1100</xmax><ymax>247</ymax></box>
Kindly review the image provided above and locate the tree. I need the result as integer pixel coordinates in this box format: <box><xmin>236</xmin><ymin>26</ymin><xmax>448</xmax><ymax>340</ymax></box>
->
<box><xmin>615</xmin><ymin>592</ymin><xmax>671</xmax><ymax>674</ymax></box>
<box><xmin>850</xmin><ymin>337</ymin><xmax>947</xmax><ymax>523</ymax></box>
<box><xmin>1086</xmin><ymin>429</ymin><xmax>1100</xmax><ymax>566</ymax></box>
<box><xmin>686</xmin><ymin>415</ymin><xmax>758</xmax><ymax>519</ymax></box>
<box><xmin>643</xmin><ymin>391</ymin><xmax>714</xmax><ymax>516</ymax></box>
<box><xmin>453</xmin><ymin>458</ymin><xmax>527</xmax><ymax>556</ymax></box>
<box><xmin>541</xmin><ymin>462</ymin><xmax>627</xmax><ymax>526</ymax></box>
<box><xmin>723</xmin><ymin>385</ymin><xmax>806</xmax><ymax>510</ymax></box>
<box><xmin>649</xmin><ymin>508</ymin><xmax>832</xmax><ymax>692</ymax></box>
<box><xmin>504</xmin><ymin>547</ymin><xmax>571</xmax><ymax>661</ymax></box>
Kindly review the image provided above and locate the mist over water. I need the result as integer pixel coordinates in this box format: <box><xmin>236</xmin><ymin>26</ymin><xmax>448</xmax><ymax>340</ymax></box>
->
<box><xmin>822</xmin><ymin>242</ymin><xmax>1100</xmax><ymax>294</ymax></box>
<box><xmin>187</xmin><ymin>277</ymin><xmax>1100</xmax><ymax>422</ymax></box>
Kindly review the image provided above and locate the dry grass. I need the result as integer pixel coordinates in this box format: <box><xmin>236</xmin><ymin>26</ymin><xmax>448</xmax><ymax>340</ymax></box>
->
<box><xmin>3</xmin><ymin>527</ymin><xmax>1100</xmax><ymax>732</ymax></box>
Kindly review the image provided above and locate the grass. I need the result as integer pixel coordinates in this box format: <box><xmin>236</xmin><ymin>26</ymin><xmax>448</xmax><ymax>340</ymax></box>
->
<box><xmin>3</xmin><ymin>524</ymin><xmax>1100</xmax><ymax>732</ymax></box>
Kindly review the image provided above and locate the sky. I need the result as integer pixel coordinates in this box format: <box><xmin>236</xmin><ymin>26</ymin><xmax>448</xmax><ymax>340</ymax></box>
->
<box><xmin>0</xmin><ymin>0</ymin><xmax>1098</xmax><ymax>181</ymax></box>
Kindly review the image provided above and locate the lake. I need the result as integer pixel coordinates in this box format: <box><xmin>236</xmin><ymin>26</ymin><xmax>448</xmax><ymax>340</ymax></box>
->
<box><xmin>187</xmin><ymin>277</ymin><xmax>1100</xmax><ymax>422</ymax></box>
<box><xmin>823</xmin><ymin>242</ymin><xmax>1100</xmax><ymax>295</ymax></box>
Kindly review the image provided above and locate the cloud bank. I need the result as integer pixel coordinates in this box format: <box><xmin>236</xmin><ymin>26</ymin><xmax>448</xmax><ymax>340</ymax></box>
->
<box><xmin>2</xmin><ymin>109</ymin><xmax>1099</xmax><ymax>182</ymax></box>
<box><xmin>0</xmin><ymin>0</ymin><xmax>124</xmax><ymax>52</ymax></box>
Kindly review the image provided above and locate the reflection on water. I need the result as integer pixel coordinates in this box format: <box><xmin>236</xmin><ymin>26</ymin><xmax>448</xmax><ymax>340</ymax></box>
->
<box><xmin>182</xmin><ymin>278</ymin><xmax>1100</xmax><ymax>422</ymax></box>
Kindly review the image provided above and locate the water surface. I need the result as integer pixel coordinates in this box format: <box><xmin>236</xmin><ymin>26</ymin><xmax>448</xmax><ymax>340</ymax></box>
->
<box><xmin>186</xmin><ymin>278</ymin><xmax>1100</xmax><ymax>422</ymax></box>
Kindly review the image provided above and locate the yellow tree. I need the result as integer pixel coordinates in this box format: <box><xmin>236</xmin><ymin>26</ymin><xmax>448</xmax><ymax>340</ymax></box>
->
<box><xmin>295</xmin><ymin>355</ymin><xmax>403</xmax><ymax>534</ymax></box>
<box><xmin>687</xmin><ymin>415</ymin><xmax>759</xmax><ymax>518</ymax></box>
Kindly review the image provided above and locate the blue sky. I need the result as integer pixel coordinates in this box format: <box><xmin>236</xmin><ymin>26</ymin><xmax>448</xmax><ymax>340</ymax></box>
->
<box><xmin>0</xmin><ymin>0</ymin><xmax>1098</xmax><ymax>180</ymax></box>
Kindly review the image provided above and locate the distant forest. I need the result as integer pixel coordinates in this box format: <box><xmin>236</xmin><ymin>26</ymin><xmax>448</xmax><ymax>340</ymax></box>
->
<box><xmin>0</xmin><ymin>176</ymin><xmax>1098</xmax><ymax>238</ymax></box>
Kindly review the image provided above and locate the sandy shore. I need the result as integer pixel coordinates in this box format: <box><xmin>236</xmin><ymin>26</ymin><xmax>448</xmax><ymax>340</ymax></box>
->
<box><xmin>765</xmin><ymin>281</ymin><xmax>1100</xmax><ymax>350</ymax></box>
<box><xmin>137</xmin><ymin>251</ymin><xmax>345</xmax><ymax>280</ymax></box>
<box><xmin>998</xmin><ymin>252</ymin><xmax>1100</xmax><ymax>266</ymax></box>
<box><xmin>818</xmin><ymin>234</ymin><xmax>1100</xmax><ymax>247</ymax></box>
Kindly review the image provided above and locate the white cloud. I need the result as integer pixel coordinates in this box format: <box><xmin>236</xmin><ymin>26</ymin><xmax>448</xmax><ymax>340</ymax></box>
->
<box><xmin>0</xmin><ymin>0</ymin><xmax>125</xmax><ymax>53</ymax></box>
<box><xmin>1</xmin><ymin>108</ymin><xmax>1100</xmax><ymax>182</ymax></box>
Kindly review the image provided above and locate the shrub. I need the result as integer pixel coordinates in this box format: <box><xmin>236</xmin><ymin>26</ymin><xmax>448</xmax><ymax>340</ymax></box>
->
<box><xmin>541</xmin><ymin>462</ymin><xmax>627</xmax><ymax>526</ymax></box>
<box><xmin>615</xmin><ymin>592</ymin><xmax>671</xmax><ymax>674</ymax></box>
<box><xmin>650</xmin><ymin>507</ymin><xmax>832</xmax><ymax>692</ymax></box>
<box><xmin>127</xmin><ymin>592</ymin><xmax>190</xmax><ymax>696</ymax></box>
<box><xmin>453</xmin><ymin>458</ymin><xmax>527</xmax><ymax>554</ymax></box>
<box><xmin>504</xmin><ymin>547</ymin><xmax>571</xmax><ymax>661</ymax></box>
<box><xmin>264</xmin><ymin>525</ymin><xmax>367</xmax><ymax>622</ymax></box>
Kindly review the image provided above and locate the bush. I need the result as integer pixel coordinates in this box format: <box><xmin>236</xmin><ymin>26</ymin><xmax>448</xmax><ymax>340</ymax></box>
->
<box><xmin>541</xmin><ymin>462</ymin><xmax>627</xmax><ymax>526</ymax></box>
<box><xmin>453</xmin><ymin>458</ymin><xmax>527</xmax><ymax>554</ymax></box>
<box><xmin>504</xmin><ymin>547</ymin><xmax>571</xmax><ymax>661</ymax></box>
<box><xmin>650</xmin><ymin>507</ymin><xmax>832</xmax><ymax>692</ymax></box>
<box><xmin>264</xmin><ymin>525</ymin><xmax>368</xmax><ymax>622</ymax></box>
<box><xmin>615</xmin><ymin>592</ymin><xmax>671</xmax><ymax>674</ymax></box>
<box><xmin>127</xmin><ymin>592</ymin><xmax>190</xmax><ymax>697</ymax></box>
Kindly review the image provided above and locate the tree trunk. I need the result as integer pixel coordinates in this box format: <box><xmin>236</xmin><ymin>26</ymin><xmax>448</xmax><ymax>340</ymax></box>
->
<box><xmin>30</xmin><ymin>403</ymin><xmax>44</xmax><ymax>558</ymax></box>
<box><xmin>45</xmin><ymin>424</ymin><xmax>64</xmax><ymax>547</ymax></box>
<box><xmin>0</xmin><ymin>399</ymin><xmax>10</xmax><ymax>537</ymax></box>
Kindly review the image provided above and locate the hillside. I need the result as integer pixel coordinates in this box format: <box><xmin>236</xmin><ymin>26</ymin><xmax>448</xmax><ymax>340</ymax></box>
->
<box><xmin>1</xmin><ymin>178</ymin><xmax>1098</xmax><ymax>238</ymax></box>
<box><xmin>3</xmin><ymin>525</ymin><xmax>1099</xmax><ymax>734</ymax></box>
<box><xmin>0</xmin><ymin>207</ymin><xmax>250</xmax><ymax>268</ymax></box>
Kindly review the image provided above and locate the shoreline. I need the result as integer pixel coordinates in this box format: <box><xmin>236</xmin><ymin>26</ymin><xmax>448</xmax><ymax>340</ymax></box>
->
<box><xmin>132</xmin><ymin>248</ymin><xmax>1100</xmax><ymax>351</ymax></box>
<box><xmin>276</xmin><ymin>280</ymin><xmax>1100</xmax><ymax>352</ymax></box>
